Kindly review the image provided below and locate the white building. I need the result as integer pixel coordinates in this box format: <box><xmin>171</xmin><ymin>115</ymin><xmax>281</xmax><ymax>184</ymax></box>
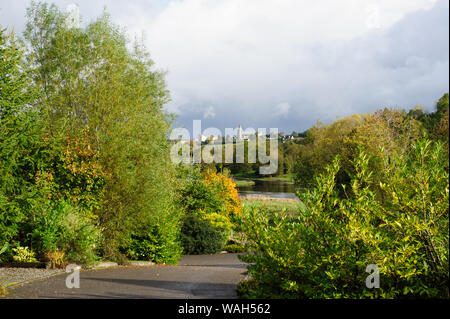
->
<box><xmin>236</xmin><ymin>124</ymin><xmax>250</xmax><ymax>141</ymax></box>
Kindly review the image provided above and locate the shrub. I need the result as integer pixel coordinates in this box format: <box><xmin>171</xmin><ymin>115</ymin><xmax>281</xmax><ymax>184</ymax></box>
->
<box><xmin>203</xmin><ymin>169</ymin><xmax>242</xmax><ymax>217</ymax></box>
<box><xmin>240</xmin><ymin>138</ymin><xmax>449</xmax><ymax>298</ymax></box>
<box><xmin>30</xmin><ymin>200</ymin><xmax>100</xmax><ymax>266</ymax></box>
<box><xmin>1</xmin><ymin>5</ymin><xmax>183</xmax><ymax>267</ymax></box>
<box><xmin>180</xmin><ymin>214</ymin><xmax>228</xmax><ymax>255</ymax></box>
<box><xmin>179</xmin><ymin>167</ymin><xmax>242</xmax><ymax>255</ymax></box>
<box><xmin>123</xmin><ymin>223</ymin><xmax>182</xmax><ymax>264</ymax></box>
<box><xmin>223</xmin><ymin>242</ymin><xmax>247</xmax><ymax>253</ymax></box>
<box><xmin>45</xmin><ymin>250</ymin><xmax>65</xmax><ymax>269</ymax></box>
<box><xmin>12</xmin><ymin>247</ymin><xmax>38</xmax><ymax>263</ymax></box>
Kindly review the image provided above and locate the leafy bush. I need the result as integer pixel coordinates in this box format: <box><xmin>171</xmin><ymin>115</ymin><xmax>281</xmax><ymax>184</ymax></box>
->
<box><xmin>179</xmin><ymin>168</ymin><xmax>242</xmax><ymax>255</ymax></box>
<box><xmin>30</xmin><ymin>200</ymin><xmax>100</xmax><ymax>266</ymax></box>
<box><xmin>203</xmin><ymin>168</ymin><xmax>242</xmax><ymax>217</ymax></box>
<box><xmin>12</xmin><ymin>247</ymin><xmax>38</xmax><ymax>263</ymax></box>
<box><xmin>45</xmin><ymin>250</ymin><xmax>65</xmax><ymax>269</ymax></box>
<box><xmin>223</xmin><ymin>242</ymin><xmax>247</xmax><ymax>253</ymax></box>
<box><xmin>123</xmin><ymin>224</ymin><xmax>182</xmax><ymax>264</ymax></box>
<box><xmin>180</xmin><ymin>214</ymin><xmax>228</xmax><ymax>255</ymax></box>
<box><xmin>240</xmin><ymin>138</ymin><xmax>449</xmax><ymax>298</ymax></box>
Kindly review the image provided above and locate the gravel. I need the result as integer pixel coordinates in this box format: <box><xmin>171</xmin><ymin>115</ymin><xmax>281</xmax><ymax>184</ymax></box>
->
<box><xmin>0</xmin><ymin>268</ymin><xmax>63</xmax><ymax>287</ymax></box>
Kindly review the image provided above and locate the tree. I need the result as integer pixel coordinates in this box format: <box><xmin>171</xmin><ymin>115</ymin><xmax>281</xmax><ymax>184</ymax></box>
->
<box><xmin>1</xmin><ymin>26</ymin><xmax>106</xmax><ymax>265</ymax></box>
<box><xmin>293</xmin><ymin>115</ymin><xmax>364</xmax><ymax>188</ymax></box>
<box><xmin>24</xmin><ymin>2</ymin><xmax>181</xmax><ymax>262</ymax></box>
<box><xmin>0</xmin><ymin>27</ymin><xmax>38</xmax><ymax>251</ymax></box>
<box><xmin>409</xmin><ymin>93</ymin><xmax>449</xmax><ymax>134</ymax></box>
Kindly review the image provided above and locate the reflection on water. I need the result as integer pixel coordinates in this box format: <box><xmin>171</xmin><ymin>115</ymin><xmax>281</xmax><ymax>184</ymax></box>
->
<box><xmin>236</xmin><ymin>179</ymin><xmax>299</xmax><ymax>200</ymax></box>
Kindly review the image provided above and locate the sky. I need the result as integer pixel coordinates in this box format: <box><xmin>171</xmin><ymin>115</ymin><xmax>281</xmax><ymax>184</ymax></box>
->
<box><xmin>0</xmin><ymin>0</ymin><xmax>448</xmax><ymax>133</ymax></box>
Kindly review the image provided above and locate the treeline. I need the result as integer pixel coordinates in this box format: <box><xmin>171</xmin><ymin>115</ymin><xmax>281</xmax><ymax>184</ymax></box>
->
<box><xmin>0</xmin><ymin>2</ymin><xmax>241</xmax><ymax>267</ymax></box>
<box><xmin>210</xmin><ymin>96</ymin><xmax>448</xmax><ymax>179</ymax></box>
<box><xmin>238</xmin><ymin>95</ymin><xmax>449</xmax><ymax>298</ymax></box>
<box><xmin>292</xmin><ymin>96</ymin><xmax>449</xmax><ymax>190</ymax></box>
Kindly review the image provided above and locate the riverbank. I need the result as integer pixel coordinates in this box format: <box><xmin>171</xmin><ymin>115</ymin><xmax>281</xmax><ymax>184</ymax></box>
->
<box><xmin>241</xmin><ymin>196</ymin><xmax>302</xmax><ymax>216</ymax></box>
<box><xmin>234</xmin><ymin>179</ymin><xmax>255</xmax><ymax>187</ymax></box>
<box><xmin>232</xmin><ymin>173</ymin><xmax>294</xmax><ymax>182</ymax></box>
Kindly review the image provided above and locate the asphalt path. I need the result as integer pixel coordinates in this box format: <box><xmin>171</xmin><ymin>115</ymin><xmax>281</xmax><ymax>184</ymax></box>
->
<box><xmin>5</xmin><ymin>253</ymin><xmax>247</xmax><ymax>299</ymax></box>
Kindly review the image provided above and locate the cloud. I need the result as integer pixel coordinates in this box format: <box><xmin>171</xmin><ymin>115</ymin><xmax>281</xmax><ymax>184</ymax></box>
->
<box><xmin>143</xmin><ymin>0</ymin><xmax>448</xmax><ymax>131</ymax></box>
<box><xmin>274</xmin><ymin>103</ymin><xmax>291</xmax><ymax>118</ymax></box>
<box><xmin>203</xmin><ymin>106</ymin><xmax>216</xmax><ymax>119</ymax></box>
<box><xmin>0</xmin><ymin>0</ymin><xmax>448</xmax><ymax>133</ymax></box>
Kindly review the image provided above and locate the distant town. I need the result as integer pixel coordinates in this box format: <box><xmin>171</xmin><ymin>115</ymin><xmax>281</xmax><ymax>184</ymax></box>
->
<box><xmin>171</xmin><ymin>124</ymin><xmax>306</xmax><ymax>145</ymax></box>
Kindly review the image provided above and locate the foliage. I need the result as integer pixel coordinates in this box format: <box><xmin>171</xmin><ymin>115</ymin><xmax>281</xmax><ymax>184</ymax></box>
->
<box><xmin>294</xmin><ymin>109</ymin><xmax>426</xmax><ymax>193</ymax></box>
<box><xmin>239</xmin><ymin>138</ymin><xmax>448</xmax><ymax>298</ymax></box>
<box><xmin>0</xmin><ymin>26</ymin><xmax>105</xmax><ymax>265</ymax></box>
<box><xmin>203</xmin><ymin>168</ymin><xmax>242</xmax><ymax>218</ymax></box>
<box><xmin>23</xmin><ymin>2</ymin><xmax>181</xmax><ymax>262</ymax></box>
<box><xmin>30</xmin><ymin>199</ymin><xmax>100</xmax><ymax>265</ymax></box>
<box><xmin>123</xmin><ymin>224</ymin><xmax>182</xmax><ymax>264</ymax></box>
<box><xmin>178</xmin><ymin>167</ymin><xmax>242</xmax><ymax>254</ymax></box>
<box><xmin>180</xmin><ymin>214</ymin><xmax>228</xmax><ymax>255</ymax></box>
<box><xmin>1</xmin><ymin>2</ymin><xmax>183</xmax><ymax>266</ymax></box>
<box><xmin>223</xmin><ymin>242</ymin><xmax>247</xmax><ymax>253</ymax></box>
<box><xmin>409</xmin><ymin>94</ymin><xmax>449</xmax><ymax>133</ymax></box>
<box><xmin>0</xmin><ymin>27</ymin><xmax>39</xmax><ymax>254</ymax></box>
<box><xmin>179</xmin><ymin>168</ymin><xmax>228</xmax><ymax>216</ymax></box>
<box><xmin>45</xmin><ymin>250</ymin><xmax>65</xmax><ymax>269</ymax></box>
<box><xmin>12</xmin><ymin>247</ymin><xmax>38</xmax><ymax>263</ymax></box>
<box><xmin>293</xmin><ymin>115</ymin><xmax>364</xmax><ymax>189</ymax></box>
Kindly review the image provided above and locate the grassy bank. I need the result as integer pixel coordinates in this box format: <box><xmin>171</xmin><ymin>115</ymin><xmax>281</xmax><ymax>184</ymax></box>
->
<box><xmin>233</xmin><ymin>179</ymin><xmax>256</xmax><ymax>187</ymax></box>
<box><xmin>232</xmin><ymin>173</ymin><xmax>294</xmax><ymax>182</ymax></box>
<box><xmin>252</xmin><ymin>174</ymin><xmax>294</xmax><ymax>182</ymax></box>
<box><xmin>241</xmin><ymin>196</ymin><xmax>302</xmax><ymax>217</ymax></box>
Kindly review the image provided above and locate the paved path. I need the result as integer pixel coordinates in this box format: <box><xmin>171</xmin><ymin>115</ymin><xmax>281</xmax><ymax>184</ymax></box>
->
<box><xmin>5</xmin><ymin>253</ymin><xmax>246</xmax><ymax>299</ymax></box>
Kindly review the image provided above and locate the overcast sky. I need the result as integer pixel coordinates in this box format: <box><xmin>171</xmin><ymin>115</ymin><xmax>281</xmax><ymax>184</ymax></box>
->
<box><xmin>1</xmin><ymin>0</ymin><xmax>448</xmax><ymax>133</ymax></box>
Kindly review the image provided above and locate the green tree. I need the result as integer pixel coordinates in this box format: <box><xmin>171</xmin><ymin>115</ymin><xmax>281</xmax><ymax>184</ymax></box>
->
<box><xmin>0</xmin><ymin>27</ymin><xmax>38</xmax><ymax>252</ymax></box>
<box><xmin>24</xmin><ymin>2</ymin><xmax>182</xmax><ymax>262</ymax></box>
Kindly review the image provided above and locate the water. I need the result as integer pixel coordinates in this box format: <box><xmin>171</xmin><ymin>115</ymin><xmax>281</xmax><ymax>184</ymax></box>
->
<box><xmin>236</xmin><ymin>179</ymin><xmax>299</xmax><ymax>200</ymax></box>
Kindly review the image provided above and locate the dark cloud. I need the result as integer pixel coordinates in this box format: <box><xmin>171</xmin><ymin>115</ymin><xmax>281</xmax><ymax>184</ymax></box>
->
<box><xmin>1</xmin><ymin>0</ymin><xmax>448</xmax><ymax>133</ymax></box>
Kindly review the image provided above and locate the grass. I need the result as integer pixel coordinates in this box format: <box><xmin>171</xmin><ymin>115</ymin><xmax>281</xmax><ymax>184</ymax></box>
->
<box><xmin>242</xmin><ymin>197</ymin><xmax>303</xmax><ymax>217</ymax></box>
<box><xmin>231</xmin><ymin>170</ymin><xmax>258</xmax><ymax>178</ymax></box>
<box><xmin>232</xmin><ymin>173</ymin><xmax>295</xmax><ymax>182</ymax></box>
<box><xmin>252</xmin><ymin>173</ymin><xmax>294</xmax><ymax>182</ymax></box>
<box><xmin>233</xmin><ymin>179</ymin><xmax>255</xmax><ymax>187</ymax></box>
